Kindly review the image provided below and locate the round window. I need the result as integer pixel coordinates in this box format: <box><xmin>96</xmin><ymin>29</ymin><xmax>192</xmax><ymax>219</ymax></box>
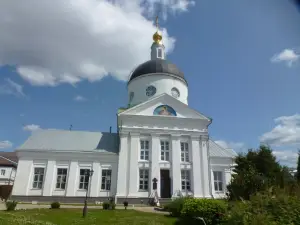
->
<box><xmin>171</xmin><ymin>88</ymin><xmax>180</xmax><ymax>98</ymax></box>
<box><xmin>146</xmin><ymin>86</ymin><xmax>156</xmax><ymax>97</ymax></box>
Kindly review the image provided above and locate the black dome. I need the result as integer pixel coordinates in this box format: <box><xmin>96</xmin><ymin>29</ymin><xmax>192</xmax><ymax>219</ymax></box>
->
<box><xmin>128</xmin><ymin>59</ymin><xmax>186</xmax><ymax>84</ymax></box>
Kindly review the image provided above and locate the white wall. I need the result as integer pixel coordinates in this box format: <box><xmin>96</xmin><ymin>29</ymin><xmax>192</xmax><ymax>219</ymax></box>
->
<box><xmin>0</xmin><ymin>166</ymin><xmax>16</xmax><ymax>185</ymax></box>
<box><xmin>12</xmin><ymin>151</ymin><xmax>118</xmax><ymax>197</ymax></box>
<box><xmin>128</xmin><ymin>73</ymin><xmax>188</xmax><ymax>106</ymax></box>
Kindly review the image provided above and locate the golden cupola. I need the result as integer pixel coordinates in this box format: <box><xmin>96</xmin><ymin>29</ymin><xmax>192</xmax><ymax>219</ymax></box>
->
<box><xmin>153</xmin><ymin>16</ymin><xmax>163</xmax><ymax>44</ymax></box>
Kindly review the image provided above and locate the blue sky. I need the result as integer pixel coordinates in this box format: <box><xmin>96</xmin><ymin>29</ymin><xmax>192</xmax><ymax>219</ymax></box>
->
<box><xmin>1</xmin><ymin>0</ymin><xmax>300</xmax><ymax>166</ymax></box>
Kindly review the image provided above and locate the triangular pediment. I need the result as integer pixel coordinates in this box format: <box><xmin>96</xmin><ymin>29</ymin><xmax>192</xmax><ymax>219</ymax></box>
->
<box><xmin>118</xmin><ymin>93</ymin><xmax>211</xmax><ymax>121</ymax></box>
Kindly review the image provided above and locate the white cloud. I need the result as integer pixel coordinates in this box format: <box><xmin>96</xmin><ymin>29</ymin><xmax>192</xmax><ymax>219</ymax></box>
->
<box><xmin>260</xmin><ymin>114</ymin><xmax>300</xmax><ymax>146</ymax></box>
<box><xmin>74</xmin><ymin>95</ymin><xmax>87</xmax><ymax>102</ymax></box>
<box><xmin>0</xmin><ymin>78</ymin><xmax>26</xmax><ymax>98</ymax></box>
<box><xmin>273</xmin><ymin>150</ymin><xmax>298</xmax><ymax>166</ymax></box>
<box><xmin>271</xmin><ymin>49</ymin><xmax>300</xmax><ymax>67</ymax></box>
<box><xmin>23</xmin><ymin>124</ymin><xmax>41</xmax><ymax>132</ymax></box>
<box><xmin>0</xmin><ymin>0</ymin><xmax>194</xmax><ymax>86</ymax></box>
<box><xmin>215</xmin><ymin>140</ymin><xmax>246</xmax><ymax>152</ymax></box>
<box><xmin>0</xmin><ymin>140</ymin><xmax>13</xmax><ymax>149</ymax></box>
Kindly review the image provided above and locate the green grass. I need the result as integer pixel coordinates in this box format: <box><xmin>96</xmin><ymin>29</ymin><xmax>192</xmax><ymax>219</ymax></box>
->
<box><xmin>0</xmin><ymin>209</ymin><xmax>176</xmax><ymax>225</ymax></box>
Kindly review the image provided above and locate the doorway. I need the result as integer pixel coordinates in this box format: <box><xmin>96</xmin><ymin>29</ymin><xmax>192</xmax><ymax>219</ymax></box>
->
<box><xmin>160</xmin><ymin>169</ymin><xmax>171</xmax><ymax>198</ymax></box>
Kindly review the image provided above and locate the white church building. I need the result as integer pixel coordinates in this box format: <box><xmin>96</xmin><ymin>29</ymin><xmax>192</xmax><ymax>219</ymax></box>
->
<box><xmin>11</xmin><ymin>23</ymin><xmax>237</xmax><ymax>203</ymax></box>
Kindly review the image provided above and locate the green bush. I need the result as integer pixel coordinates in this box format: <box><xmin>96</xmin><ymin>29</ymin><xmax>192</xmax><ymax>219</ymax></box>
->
<box><xmin>50</xmin><ymin>202</ymin><xmax>60</xmax><ymax>209</ymax></box>
<box><xmin>102</xmin><ymin>202</ymin><xmax>110</xmax><ymax>210</ymax></box>
<box><xmin>181</xmin><ymin>198</ymin><xmax>227</xmax><ymax>225</ymax></box>
<box><xmin>164</xmin><ymin>197</ymin><xmax>187</xmax><ymax>217</ymax></box>
<box><xmin>110</xmin><ymin>202</ymin><xmax>116</xmax><ymax>210</ymax></box>
<box><xmin>5</xmin><ymin>200</ymin><xmax>17</xmax><ymax>211</ymax></box>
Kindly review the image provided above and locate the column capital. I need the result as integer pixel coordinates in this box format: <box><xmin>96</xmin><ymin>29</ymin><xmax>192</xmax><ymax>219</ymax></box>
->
<box><xmin>129</xmin><ymin>132</ymin><xmax>140</xmax><ymax>137</ymax></box>
<box><xmin>200</xmin><ymin>135</ymin><xmax>209</xmax><ymax>141</ymax></box>
<box><xmin>190</xmin><ymin>135</ymin><xmax>200</xmax><ymax>141</ymax></box>
<box><xmin>150</xmin><ymin>133</ymin><xmax>160</xmax><ymax>138</ymax></box>
<box><xmin>119</xmin><ymin>132</ymin><xmax>129</xmax><ymax>138</ymax></box>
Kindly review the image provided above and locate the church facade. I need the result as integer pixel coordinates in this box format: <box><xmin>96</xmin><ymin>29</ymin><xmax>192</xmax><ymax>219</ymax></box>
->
<box><xmin>11</xmin><ymin>24</ymin><xmax>236</xmax><ymax>203</ymax></box>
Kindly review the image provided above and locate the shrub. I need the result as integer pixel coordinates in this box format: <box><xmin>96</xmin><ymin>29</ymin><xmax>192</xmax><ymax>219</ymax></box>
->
<box><xmin>5</xmin><ymin>200</ymin><xmax>17</xmax><ymax>211</ymax></box>
<box><xmin>164</xmin><ymin>197</ymin><xmax>187</xmax><ymax>217</ymax></box>
<box><xmin>102</xmin><ymin>202</ymin><xmax>110</xmax><ymax>210</ymax></box>
<box><xmin>123</xmin><ymin>201</ymin><xmax>128</xmax><ymax>209</ymax></box>
<box><xmin>181</xmin><ymin>198</ymin><xmax>227</xmax><ymax>225</ymax></box>
<box><xmin>110</xmin><ymin>203</ymin><xmax>116</xmax><ymax>210</ymax></box>
<box><xmin>50</xmin><ymin>202</ymin><xmax>60</xmax><ymax>209</ymax></box>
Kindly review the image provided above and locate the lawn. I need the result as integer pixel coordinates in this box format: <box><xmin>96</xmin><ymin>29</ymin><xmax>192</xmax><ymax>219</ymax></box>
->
<box><xmin>0</xmin><ymin>209</ymin><xmax>177</xmax><ymax>225</ymax></box>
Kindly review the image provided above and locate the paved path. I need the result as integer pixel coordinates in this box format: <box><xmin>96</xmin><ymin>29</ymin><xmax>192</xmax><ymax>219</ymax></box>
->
<box><xmin>0</xmin><ymin>203</ymin><xmax>169</xmax><ymax>214</ymax></box>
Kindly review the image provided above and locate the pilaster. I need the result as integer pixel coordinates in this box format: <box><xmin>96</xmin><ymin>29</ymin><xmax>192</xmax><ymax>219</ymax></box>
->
<box><xmin>191</xmin><ymin>135</ymin><xmax>202</xmax><ymax>197</ymax></box>
<box><xmin>171</xmin><ymin>134</ymin><xmax>181</xmax><ymax>196</ymax></box>
<box><xmin>116</xmin><ymin>132</ymin><xmax>129</xmax><ymax>197</ymax></box>
<box><xmin>42</xmin><ymin>160</ymin><xmax>55</xmax><ymax>196</ymax></box>
<box><xmin>65</xmin><ymin>161</ymin><xmax>78</xmax><ymax>197</ymax></box>
<box><xmin>128</xmin><ymin>132</ymin><xmax>140</xmax><ymax>197</ymax></box>
<box><xmin>200</xmin><ymin>135</ymin><xmax>210</xmax><ymax>197</ymax></box>
<box><xmin>89</xmin><ymin>162</ymin><xmax>100</xmax><ymax>197</ymax></box>
<box><xmin>150</xmin><ymin>134</ymin><xmax>160</xmax><ymax>196</ymax></box>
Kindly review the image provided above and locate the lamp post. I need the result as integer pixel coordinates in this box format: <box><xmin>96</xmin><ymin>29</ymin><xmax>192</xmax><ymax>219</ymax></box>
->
<box><xmin>82</xmin><ymin>169</ymin><xmax>94</xmax><ymax>218</ymax></box>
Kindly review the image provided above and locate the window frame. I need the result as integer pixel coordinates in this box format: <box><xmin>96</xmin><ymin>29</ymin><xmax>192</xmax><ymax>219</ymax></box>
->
<box><xmin>181</xmin><ymin>170</ymin><xmax>191</xmax><ymax>191</ymax></box>
<box><xmin>160</xmin><ymin>140</ymin><xmax>170</xmax><ymax>161</ymax></box>
<box><xmin>32</xmin><ymin>167</ymin><xmax>45</xmax><ymax>190</ymax></box>
<box><xmin>213</xmin><ymin>171</ymin><xmax>224</xmax><ymax>192</ymax></box>
<box><xmin>78</xmin><ymin>168</ymin><xmax>91</xmax><ymax>190</ymax></box>
<box><xmin>157</xmin><ymin>48</ymin><xmax>163</xmax><ymax>58</ymax></box>
<box><xmin>55</xmin><ymin>168</ymin><xmax>68</xmax><ymax>190</ymax></box>
<box><xmin>1</xmin><ymin>169</ymin><xmax>5</xmax><ymax>176</ymax></box>
<box><xmin>140</xmin><ymin>140</ymin><xmax>150</xmax><ymax>161</ymax></box>
<box><xmin>101</xmin><ymin>169</ymin><xmax>112</xmax><ymax>191</ymax></box>
<box><xmin>180</xmin><ymin>142</ymin><xmax>189</xmax><ymax>162</ymax></box>
<box><xmin>139</xmin><ymin>169</ymin><xmax>149</xmax><ymax>191</ymax></box>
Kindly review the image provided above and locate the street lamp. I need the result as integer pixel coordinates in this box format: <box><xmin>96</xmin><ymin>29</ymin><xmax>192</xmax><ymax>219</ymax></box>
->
<box><xmin>82</xmin><ymin>169</ymin><xmax>94</xmax><ymax>218</ymax></box>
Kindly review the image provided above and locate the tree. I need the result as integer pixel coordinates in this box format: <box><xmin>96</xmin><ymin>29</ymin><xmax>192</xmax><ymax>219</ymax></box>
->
<box><xmin>296</xmin><ymin>150</ymin><xmax>300</xmax><ymax>183</ymax></box>
<box><xmin>227</xmin><ymin>145</ymin><xmax>285</xmax><ymax>200</ymax></box>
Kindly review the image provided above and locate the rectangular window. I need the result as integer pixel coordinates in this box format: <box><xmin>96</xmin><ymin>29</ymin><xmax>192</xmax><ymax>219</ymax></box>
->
<box><xmin>139</xmin><ymin>169</ymin><xmax>149</xmax><ymax>191</ymax></box>
<box><xmin>213</xmin><ymin>171</ymin><xmax>223</xmax><ymax>192</ymax></box>
<box><xmin>1</xmin><ymin>169</ymin><xmax>5</xmax><ymax>176</ymax></box>
<box><xmin>101</xmin><ymin>169</ymin><xmax>112</xmax><ymax>191</ymax></box>
<box><xmin>181</xmin><ymin>170</ymin><xmax>191</xmax><ymax>191</ymax></box>
<box><xmin>79</xmin><ymin>169</ymin><xmax>90</xmax><ymax>190</ymax></box>
<box><xmin>55</xmin><ymin>168</ymin><xmax>68</xmax><ymax>190</ymax></box>
<box><xmin>140</xmin><ymin>140</ymin><xmax>150</xmax><ymax>160</ymax></box>
<box><xmin>157</xmin><ymin>48</ymin><xmax>163</xmax><ymax>58</ymax></box>
<box><xmin>181</xmin><ymin>142</ymin><xmax>189</xmax><ymax>162</ymax></box>
<box><xmin>160</xmin><ymin>141</ymin><xmax>170</xmax><ymax>161</ymax></box>
<box><xmin>32</xmin><ymin>167</ymin><xmax>45</xmax><ymax>189</ymax></box>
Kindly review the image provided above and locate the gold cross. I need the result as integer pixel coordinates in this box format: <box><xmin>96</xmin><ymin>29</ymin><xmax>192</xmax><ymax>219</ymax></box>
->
<box><xmin>155</xmin><ymin>16</ymin><xmax>159</xmax><ymax>30</ymax></box>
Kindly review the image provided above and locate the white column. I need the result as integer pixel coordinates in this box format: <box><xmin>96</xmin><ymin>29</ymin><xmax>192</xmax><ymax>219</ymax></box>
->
<box><xmin>150</xmin><ymin>134</ymin><xmax>160</xmax><ymax>196</ymax></box>
<box><xmin>116</xmin><ymin>133</ymin><xmax>129</xmax><ymax>197</ymax></box>
<box><xmin>191</xmin><ymin>136</ymin><xmax>202</xmax><ymax>197</ymax></box>
<box><xmin>66</xmin><ymin>161</ymin><xmax>78</xmax><ymax>197</ymax></box>
<box><xmin>171</xmin><ymin>134</ymin><xmax>181</xmax><ymax>196</ymax></box>
<box><xmin>200</xmin><ymin>135</ymin><xmax>210</xmax><ymax>197</ymax></box>
<box><xmin>128</xmin><ymin>132</ymin><xmax>140</xmax><ymax>197</ymax></box>
<box><xmin>89</xmin><ymin>162</ymin><xmax>100</xmax><ymax>197</ymax></box>
<box><xmin>42</xmin><ymin>160</ymin><xmax>55</xmax><ymax>196</ymax></box>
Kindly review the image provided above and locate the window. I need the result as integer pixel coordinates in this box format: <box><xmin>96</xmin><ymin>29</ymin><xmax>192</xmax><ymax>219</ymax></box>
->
<box><xmin>171</xmin><ymin>87</ymin><xmax>180</xmax><ymax>98</ymax></box>
<box><xmin>181</xmin><ymin>170</ymin><xmax>191</xmax><ymax>191</ymax></box>
<box><xmin>1</xmin><ymin>169</ymin><xmax>5</xmax><ymax>176</ymax></box>
<box><xmin>213</xmin><ymin>171</ymin><xmax>223</xmax><ymax>192</ymax></box>
<box><xmin>139</xmin><ymin>169</ymin><xmax>149</xmax><ymax>191</ymax></box>
<box><xmin>157</xmin><ymin>48</ymin><xmax>163</xmax><ymax>58</ymax></box>
<box><xmin>146</xmin><ymin>85</ymin><xmax>156</xmax><ymax>97</ymax></box>
<box><xmin>32</xmin><ymin>167</ymin><xmax>45</xmax><ymax>189</ymax></box>
<box><xmin>160</xmin><ymin>141</ymin><xmax>170</xmax><ymax>161</ymax></box>
<box><xmin>79</xmin><ymin>169</ymin><xmax>90</xmax><ymax>190</ymax></box>
<box><xmin>181</xmin><ymin>142</ymin><xmax>189</xmax><ymax>162</ymax></box>
<box><xmin>101</xmin><ymin>169</ymin><xmax>111</xmax><ymax>191</ymax></box>
<box><xmin>140</xmin><ymin>140</ymin><xmax>150</xmax><ymax>160</ymax></box>
<box><xmin>56</xmin><ymin>168</ymin><xmax>68</xmax><ymax>189</ymax></box>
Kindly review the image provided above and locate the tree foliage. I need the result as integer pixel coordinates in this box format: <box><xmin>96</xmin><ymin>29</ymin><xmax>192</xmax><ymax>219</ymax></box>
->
<box><xmin>296</xmin><ymin>150</ymin><xmax>300</xmax><ymax>183</ymax></box>
<box><xmin>227</xmin><ymin>145</ymin><xmax>294</xmax><ymax>200</ymax></box>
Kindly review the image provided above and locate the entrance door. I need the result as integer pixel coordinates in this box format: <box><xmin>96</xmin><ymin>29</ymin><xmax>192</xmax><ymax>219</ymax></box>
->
<box><xmin>160</xmin><ymin>170</ymin><xmax>171</xmax><ymax>198</ymax></box>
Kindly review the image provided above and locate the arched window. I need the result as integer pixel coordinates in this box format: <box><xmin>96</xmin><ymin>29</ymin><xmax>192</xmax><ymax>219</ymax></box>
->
<box><xmin>153</xmin><ymin>105</ymin><xmax>177</xmax><ymax>116</ymax></box>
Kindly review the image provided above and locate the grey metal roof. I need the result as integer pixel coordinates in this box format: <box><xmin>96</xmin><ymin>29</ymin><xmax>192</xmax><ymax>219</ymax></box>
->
<box><xmin>209</xmin><ymin>140</ymin><xmax>237</xmax><ymax>158</ymax></box>
<box><xmin>129</xmin><ymin>59</ymin><xmax>187</xmax><ymax>84</ymax></box>
<box><xmin>17</xmin><ymin>129</ymin><xmax>119</xmax><ymax>153</ymax></box>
